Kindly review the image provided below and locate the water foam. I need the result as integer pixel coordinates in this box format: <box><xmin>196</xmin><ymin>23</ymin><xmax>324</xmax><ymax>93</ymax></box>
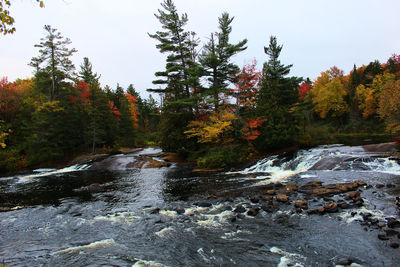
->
<box><xmin>234</xmin><ymin>145</ymin><xmax>400</xmax><ymax>184</ymax></box>
<box><xmin>270</xmin><ymin>246</ymin><xmax>306</xmax><ymax>267</ymax></box>
<box><xmin>18</xmin><ymin>163</ymin><xmax>90</xmax><ymax>182</ymax></box>
<box><xmin>132</xmin><ymin>258</ymin><xmax>168</xmax><ymax>267</ymax></box>
<box><xmin>54</xmin><ymin>239</ymin><xmax>125</xmax><ymax>254</ymax></box>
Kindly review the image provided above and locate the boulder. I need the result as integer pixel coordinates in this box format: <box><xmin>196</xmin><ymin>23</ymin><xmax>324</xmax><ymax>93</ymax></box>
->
<box><xmin>247</xmin><ymin>208</ymin><xmax>260</xmax><ymax>217</ymax></box>
<box><xmin>390</xmin><ymin>242</ymin><xmax>399</xmax><ymax>249</ymax></box>
<box><xmin>197</xmin><ymin>202</ymin><xmax>212</xmax><ymax>208</ymax></box>
<box><xmin>345</xmin><ymin>191</ymin><xmax>361</xmax><ymax>200</ymax></box>
<box><xmin>383</xmin><ymin>227</ymin><xmax>399</xmax><ymax>236</ymax></box>
<box><xmin>266</xmin><ymin>189</ymin><xmax>276</xmax><ymax>195</ymax></box>
<box><xmin>276</xmin><ymin>194</ymin><xmax>289</xmax><ymax>203</ymax></box>
<box><xmin>324</xmin><ymin>202</ymin><xmax>338</xmax><ymax>213</ymax></box>
<box><xmin>262</xmin><ymin>196</ymin><xmax>273</xmax><ymax>202</ymax></box>
<box><xmin>378</xmin><ymin>233</ymin><xmax>389</xmax><ymax>240</ymax></box>
<box><xmin>294</xmin><ymin>200</ymin><xmax>308</xmax><ymax>210</ymax></box>
<box><xmin>250</xmin><ymin>196</ymin><xmax>260</xmax><ymax>203</ymax></box>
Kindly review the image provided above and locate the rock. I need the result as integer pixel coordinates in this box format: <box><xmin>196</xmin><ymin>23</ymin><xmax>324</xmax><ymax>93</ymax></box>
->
<box><xmin>247</xmin><ymin>208</ymin><xmax>259</xmax><ymax>217</ymax></box>
<box><xmin>383</xmin><ymin>227</ymin><xmax>399</xmax><ymax>236</ymax></box>
<box><xmin>175</xmin><ymin>208</ymin><xmax>185</xmax><ymax>215</ymax></box>
<box><xmin>376</xmin><ymin>183</ymin><xmax>384</xmax><ymax>189</ymax></box>
<box><xmin>236</xmin><ymin>214</ymin><xmax>245</xmax><ymax>219</ymax></box>
<box><xmin>351</xmin><ymin>212</ymin><xmax>357</xmax><ymax>217</ymax></box>
<box><xmin>294</xmin><ymin>200</ymin><xmax>308</xmax><ymax>209</ymax></box>
<box><xmin>389</xmin><ymin>242</ymin><xmax>399</xmax><ymax>249</ymax></box>
<box><xmin>0</xmin><ymin>207</ymin><xmax>12</xmax><ymax>212</ymax></box>
<box><xmin>339</xmin><ymin>202</ymin><xmax>350</xmax><ymax>209</ymax></box>
<box><xmin>345</xmin><ymin>191</ymin><xmax>360</xmax><ymax>200</ymax></box>
<box><xmin>377</xmin><ymin>222</ymin><xmax>386</xmax><ymax>228</ymax></box>
<box><xmin>230</xmin><ymin>216</ymin><xmax>237</xmax><ymax>223</ymax></box>
<box><xmin>295</xmin><ymin>208</ymin><xmax>303</xmax><ymax>213</ymax></box>
<box><xmin>266</xmin><ymin>189</ymin><xmax>276</xmax><ymax>195</ymax></box>
<box><xmin>299</xmin><ymin>181</ymin><xmax>362</xmax><ymax>196</ymax></box>
<box><xmin>234</xmin><ymin>205</ymin><xmax>246</xmax><ymax>213</ymax></box>
<box><xmin>324</xmin><ymin>202</ymin><xmax>338</xmax><ymax>213</ymax></box>
<box><xmin>386</xmin><ymin>183</ymin><xmax>395</xmax><ymax>188</ymax></box>
<box><xmin>261</xmin><ymin>205</ymin><xmax>275</xmax><ymax>213</ymax></box>
<box><xmin>276</xmin><ymin>194</ymin><xmax>289</xmax><ymax>203</ymax></box>
<box><xmin>150</xmin><ymin>208</ymin><xmax>160</xmax><ymax>214</ymax></box>
<box><xmin>262</xmin><ymin>196</ymin><xmax>273</xmax><ymax>202</ymax></box>
<box><xmin>387</xmin><ymin>217</ymin><xmax>400</xmax><ymax>228</ymax></box>
<box><xmin>250</xmin><ymin>196</ymin><xmax>260</xmax><ymax>203</ymax></box>
<box><xmin>370</xmin><ymin>218</ymin><xmax>379</xmax><ymax>225</ymax></box>
<box><xmin>378</xmin><ymin>233</ymin><xmax>389</xmax><ymax>240</ymax></box>
<box><xmin>317</xmin><ymin>207</ymin><xmax>326</xmax><ymax>215</ymax></box>
<box><xmin>281</xmin><ymin>184</ymin><xmax>297</xmax><ymax>194</ymax></box>
<box><xmin>197</xmin><ymin>202</ymin><xmax>212</xmax><ymax>208</ymax></box>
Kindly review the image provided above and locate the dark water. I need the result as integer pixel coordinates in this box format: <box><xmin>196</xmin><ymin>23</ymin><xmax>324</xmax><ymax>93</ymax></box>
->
<box><xmin>1</xmin><ymin>146</ymin><xmax>400</xmax><ymax>267</ymax></box>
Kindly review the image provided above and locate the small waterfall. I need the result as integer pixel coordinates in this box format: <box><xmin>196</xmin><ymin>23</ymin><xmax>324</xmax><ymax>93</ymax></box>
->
<box><xmin>237</xmin><ymin>144</ymin><xmax>400</xmax><ymax>184</ymax></box>
<box><xmin>18</xmin><ymin>163</ymin><xmax>91</xmax><ymax>182</ymax></box>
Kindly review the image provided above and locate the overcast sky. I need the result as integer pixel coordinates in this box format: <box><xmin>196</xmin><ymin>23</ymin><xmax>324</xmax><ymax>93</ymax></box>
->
<box><xmin>1</xmin><ymin>0</ymin><xmax>400</xmax><ymax>99</ymax></box>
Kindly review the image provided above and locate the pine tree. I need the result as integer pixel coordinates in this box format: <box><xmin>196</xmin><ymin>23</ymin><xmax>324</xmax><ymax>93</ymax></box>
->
<box><xmin>148</xmin><ymin>0</ymin><xmax>199</xmax><ymax>152</ymax></box>
<box><xmin>29</xmin><ymin>25</ymin><xmax>77</xmax><ymax>101</ymax></box>
<box><xmin>200</xmin><ymin>12</ymin><xmax>247</xmax><ymax>110</ymax></box>
<box><xmin>256</xmin><ymin>36</ymin><xmax>302</xmax><ymax>150</ymax></box>
<box><xmin>79</xmin><ymin>57</ymin><xmax>100</xmax><ymax>84</ymax></box>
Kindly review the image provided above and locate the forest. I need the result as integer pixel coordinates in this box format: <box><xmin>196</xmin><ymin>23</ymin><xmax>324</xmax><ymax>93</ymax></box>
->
<box><xmin>1</xmin><ymin>0</ymin><xmax>400</xmax><ymax>172</ymax></box>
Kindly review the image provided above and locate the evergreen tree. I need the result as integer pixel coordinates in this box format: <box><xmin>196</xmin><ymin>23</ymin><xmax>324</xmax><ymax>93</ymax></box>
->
<box><xmin>29</xmin><ymin>25</ymin><xmax>77</xmax><ymax>101</ymax></box>
<box><xmin>148</xmin><ymin>0</ymin><xmax>199</xmax><ymax>152</ymax></box>
<box><xmin>79</xmin><ymin>57</ymin><xmax>100</xmax><ymax>84</ymax></box>
<box><xmin>200</xmin><ymin>12</ymin><xmax>247</xmax><ymax>110</ymax></box>
<box><xmin>256</xmin><ymin>36</ymin><xmax>302</xmax><ymax>150</ymax></box>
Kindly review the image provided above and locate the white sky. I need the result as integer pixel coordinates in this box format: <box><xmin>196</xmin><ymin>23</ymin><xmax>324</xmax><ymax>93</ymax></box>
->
<box><xmin>1</xmin><ymin>0</ymin><xmax>400</xmax><ymax>99</ymax></box>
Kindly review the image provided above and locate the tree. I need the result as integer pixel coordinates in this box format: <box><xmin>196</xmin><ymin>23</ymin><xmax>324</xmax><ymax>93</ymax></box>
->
<box><xmin>356</xmin><ymin>73</ymin><xmax>395</xmax><ymax>119</ymax></box>
<box><xmin>311</xmin><ymin>69</ymin><xmax>349</xmax><ymax>119</ymax></box>
<box><xmin>148</xmin><ymin>0</ymin><xmax>198</xmax><ymax>106</ymax></box>
<box><xmin>29</xmin><ymin>25</ymin><xmax>77</xmax><ymax>101</ymax></box>
<box><xmin>148</xmin><ymin>0</ymin><xmax>199</xmax><ymax>152</ymax></box>
<box><xmin>79</xmin><ymin>57</ymin><xmax>100</xmax><ymax>84</ymax></box>
<box><xmin>200</xmin><ymin>12</ymin><xmax>247</xmax><ymax>110</ymax></box>
<box><xmin>256</xmin><ymin>36</ymin><xmax>302</xmax><ymax>149</ymax></box>
<box><xmin>0</xmin><ymin>0</ymin><xmax>44</xmax><ymax>35</ymax></box>
<box><xmin>185</xmin><ymin>108</ymin><xmax>237</xmax><ymax>144</ymax></box>
<box><xmin>378</xmin><ymin>80</ymin><xmax>400</xmax><ymax>133</ymax></box>
<box><xmin>233</xmin><ymin>60</ymin><xmax>260</xmax><ymax>113</ymax></box>
<box><xmin>298</xmin><ymin>81</ymin><xmax>312</xmax><ymax>101</ymax></box>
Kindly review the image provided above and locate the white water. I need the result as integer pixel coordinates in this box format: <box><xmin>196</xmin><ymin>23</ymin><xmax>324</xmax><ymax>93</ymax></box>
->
<box><xmin>235</xmin><ymin>145</ymin><xmax>400</xmax><ymax>184</ymax></box>
<box><xmin>17</xmin><ymin>163</ymin><xmax>90</xmax><ymax>182</ymax></box>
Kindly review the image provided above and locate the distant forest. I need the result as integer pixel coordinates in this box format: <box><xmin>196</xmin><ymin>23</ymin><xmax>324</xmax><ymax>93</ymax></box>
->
<box><xmin>1</xmin><ymin>0</ymin><xmax>399</xmax><ymax>172</ymax></box>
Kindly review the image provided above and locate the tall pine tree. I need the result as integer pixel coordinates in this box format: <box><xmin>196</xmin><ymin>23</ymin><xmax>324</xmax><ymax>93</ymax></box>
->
<box><xmin>148</xmin><ymin>0</ymin><xmax>199</xmax><ymax>152</ymax></box>
<box><xmin>256</xmin><ymin>36</ymin><xmax>302</xmax><ymax>150</ymax></box>
<box><xmin>200</xmin><ymin>12</ymin><xmax>247</xmax><ymax>110</ymax></box>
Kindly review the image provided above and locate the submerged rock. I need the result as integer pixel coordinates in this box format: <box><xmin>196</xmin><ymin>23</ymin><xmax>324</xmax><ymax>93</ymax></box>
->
<box><xmin>196</xmin><ymin>202</ymin><xmax>212</xmax><ymax>208</ymax></box>
<box><xmin>266</xmin><ymin>189</ymin><xmax>276</xmax><ymax>195</ymax></box>
<box><xmin>299</xmin><ymin>181</ymin><xmax>366</xmax><ymax>196</ymax></box>
<box><xmin>234</xmin><ymin>205</ymin><xmax>246</xmax><ymax>213</ymax></box>
<box><xmin>390</xmin><ymin>242</ymin><xmax>399</xmax><ymax>249</ymax></box>
<box><xmin>387</xmin><ymin>217</ymin><xmax>400</xmax><ymax>228</ymax></box>
<box><xmin>378</xmin><ymin>233</ymin><xmax>389</xmax><ymax>240</ymax></box>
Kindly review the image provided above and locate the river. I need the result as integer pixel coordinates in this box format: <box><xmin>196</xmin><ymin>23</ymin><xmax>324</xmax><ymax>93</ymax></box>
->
<box><xmin>0</xmin><ymin>145</ymin><xmax>400</xmax><ymax>266</ymax></box>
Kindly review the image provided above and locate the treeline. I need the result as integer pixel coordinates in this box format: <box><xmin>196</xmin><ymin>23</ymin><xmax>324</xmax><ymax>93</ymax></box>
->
<box><xmin>2</xmin><ymin>0</ymin><xmax>400</xmax><ymax>172</ymax></box>
<box><xmin>0</xmin><ymin>25</ymin><xmax>159</xmax><ymax>172</ymax></box>
<box><xmin>146</xmin><ymin>0</ymin><xmax>400</xmax><ymax>168</ymax></box>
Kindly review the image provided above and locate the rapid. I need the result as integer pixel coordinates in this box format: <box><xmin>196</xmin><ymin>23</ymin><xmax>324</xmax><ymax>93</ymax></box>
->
<box><xmin>1</xmin><ymin>145</ymin><xmax>399</xmax><ymax>266</ymax></box>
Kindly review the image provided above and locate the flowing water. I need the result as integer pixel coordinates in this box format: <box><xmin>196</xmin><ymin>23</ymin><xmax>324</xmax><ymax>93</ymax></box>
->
<box><xmin>1</xmin><ymin>146</ymin><xmax>400</xmax><ymax>266</ymax></box>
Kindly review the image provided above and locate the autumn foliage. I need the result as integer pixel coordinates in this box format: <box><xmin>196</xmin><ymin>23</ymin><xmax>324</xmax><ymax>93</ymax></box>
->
<box><xmin>242</xmin><ymin>117</ymin><xmax>267</xmax><ymax>141</ymax></box>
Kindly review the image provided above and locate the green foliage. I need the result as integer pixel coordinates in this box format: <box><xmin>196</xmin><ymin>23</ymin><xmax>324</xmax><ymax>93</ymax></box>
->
<box><xmin>200</xmin><ymin>12</ymin><xmax>247</xmax><ymax>110</ymax></box>
<box><xmin>256</xmin><ymin>36</ymin><xmax>301</xmax><ymax>151</ymax></box>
